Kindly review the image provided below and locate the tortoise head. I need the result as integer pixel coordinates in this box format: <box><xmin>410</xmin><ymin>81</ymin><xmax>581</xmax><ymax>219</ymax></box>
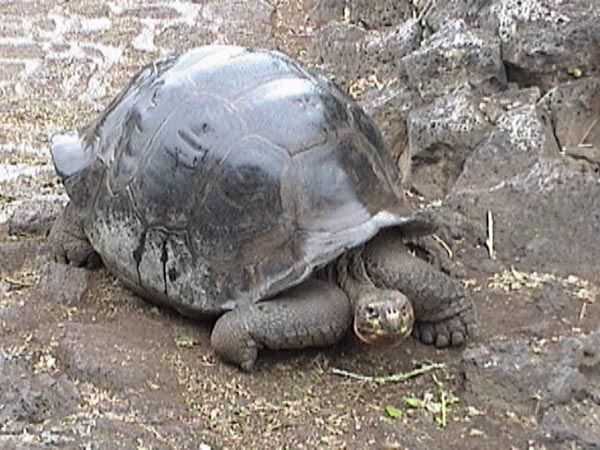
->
<box><xmin>353</xmin><ymin>289</ymin><xmax>414</xmax><ymax>344</ymax></box>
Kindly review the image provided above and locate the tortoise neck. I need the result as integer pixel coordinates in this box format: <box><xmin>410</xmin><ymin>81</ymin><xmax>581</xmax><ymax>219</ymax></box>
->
<box><xmin>315</xmin><ymin>247</ymin><xmax>374</xmax><ymax>308</ymax></box>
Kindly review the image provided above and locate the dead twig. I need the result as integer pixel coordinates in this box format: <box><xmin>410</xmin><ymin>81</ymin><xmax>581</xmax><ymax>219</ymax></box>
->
<box><xmin>485</xmin><ymin>210</ymin><xmax>495</xmax><ymax>259</ymax></box>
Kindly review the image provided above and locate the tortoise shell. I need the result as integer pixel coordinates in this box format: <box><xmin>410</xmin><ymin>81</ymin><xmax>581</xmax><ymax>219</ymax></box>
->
<box><xmin>51</xmin><ymin>46</ymin><xmax>412</xmax><ymax>315</ymax></box>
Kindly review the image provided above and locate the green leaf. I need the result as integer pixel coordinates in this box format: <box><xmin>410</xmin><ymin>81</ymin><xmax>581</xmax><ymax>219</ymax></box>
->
<box><xmin>384</xmin><ymin>405</ymin><xmax>403</xmax><ymax>418</ymax></box>
<box><xmin>403</xmin><ymin>396</ymin><xmax>422</xmax><ymax>408</ymax></box>
<box><xmin>567</xmin><ymin>67</ymin><xmax>583</xmax><ymax>78</ymax></box>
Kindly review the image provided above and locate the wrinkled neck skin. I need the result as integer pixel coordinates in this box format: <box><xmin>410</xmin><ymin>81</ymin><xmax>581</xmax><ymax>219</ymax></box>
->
<box><xmin>319</xmin><ymin>239</ymin><xmax>415</xmax><ymax>344</ymax></box>
<box><xmin>318</xmin><ymin>246</ymin><xmax>372</xmax><ymax>308</ymax></box>
<box><xmin>322</xmin><ymin>227</ymin><xmax>411</xmax><ymax>299</ymax></box>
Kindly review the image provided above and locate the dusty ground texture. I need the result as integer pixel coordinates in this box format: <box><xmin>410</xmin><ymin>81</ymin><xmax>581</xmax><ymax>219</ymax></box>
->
<box><xmin>1</xmin><ymin>0</ymin><xmax>600</xmax><ymax>449</ymax></box>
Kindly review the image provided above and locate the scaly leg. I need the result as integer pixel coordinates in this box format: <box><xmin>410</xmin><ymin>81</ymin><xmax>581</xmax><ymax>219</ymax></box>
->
<box><xmin>362</xmin><ymin>230</ymin><xmax>477</xmax><ymax>348</ymax></box>
<box><xmin>210</xmin><ymin>279</ymin><xmax>352</xmax><ymax>371</ymax></box>
<box><xmin>47</xmin><ymin>202</ymin><xmax>101</xmax><ymax>268</ymax></box>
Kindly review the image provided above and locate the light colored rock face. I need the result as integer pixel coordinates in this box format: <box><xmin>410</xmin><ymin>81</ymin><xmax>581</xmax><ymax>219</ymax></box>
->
<box><xmin>1</xmin><ymin>1</ymin><xmax>599</xmax><ymax>449</ymax></box>
<box><xmin>402</xmin><ymin>20</ymin><xmax>505</xmax><ymax>101</ymax></box>
<box><xmin>434</xmin><ymin>0</ymin><xmax>600</xmax><ymax>90</ymax></box>
<box><xmin>445</xmin><ymin>79</ymin><xmax>600</xmax><ymax>280</ymax></box>
<box><xmin>487</xmin><ymin>0</ymin><xmax>600</xmax><ymax>91</ymax></box>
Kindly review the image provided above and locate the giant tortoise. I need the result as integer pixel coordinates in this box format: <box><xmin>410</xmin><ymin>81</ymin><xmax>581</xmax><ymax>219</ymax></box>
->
<box><xmin>48</xmin><ymin>46</ymin><xmax>476</xmax><ymax>370</ymax></box>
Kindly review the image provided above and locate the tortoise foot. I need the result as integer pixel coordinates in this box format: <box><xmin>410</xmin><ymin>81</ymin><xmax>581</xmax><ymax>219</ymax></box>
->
<box><xmin>47</xmin><ymin>203</ymin><xmax>101</xmax><ymax>269</ymax></box>
<box><xmin>413</xmin><ymin>308</ymin><xmax>477</xmax><ymax>348</ymax></box>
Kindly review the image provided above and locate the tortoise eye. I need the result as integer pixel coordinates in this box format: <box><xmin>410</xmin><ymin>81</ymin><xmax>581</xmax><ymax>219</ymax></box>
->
<box><xmin>366</xmin><ymin>306</ymin><xmax>379</xmax><ymax>319</ymax></box>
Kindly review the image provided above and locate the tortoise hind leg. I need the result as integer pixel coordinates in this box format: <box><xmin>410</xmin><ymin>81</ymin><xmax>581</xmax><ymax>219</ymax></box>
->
<box><xmin>362</xmin><ymin>230</ymin><xmax>477</xmax><ymax>348</ymax></box>
<box><xmin>47</xmin><ymin>202</ymin><xmax>101</xmax><ymax>269</ymax></box>
<box><xmin>210</xmin><ymin>279</ymin><xmax>352</xmax><ymax>371</ymax></box>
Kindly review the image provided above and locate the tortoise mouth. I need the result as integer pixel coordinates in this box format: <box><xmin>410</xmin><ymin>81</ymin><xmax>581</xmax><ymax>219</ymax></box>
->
<box><xmin>353</xmin><ymin>294</ymin><xmax>414</xmax><ymax>344</ymax></box>
<box><xmin>354</xmin><ymin>323</ymin><xmax>413</xmax><ymax>344</ymax></box>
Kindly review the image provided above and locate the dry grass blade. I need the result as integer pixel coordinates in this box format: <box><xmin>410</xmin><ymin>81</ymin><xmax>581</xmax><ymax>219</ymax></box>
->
<box><xmin>432</xmin><ymin>234</ymin><xmax>453</xmax><ymax>259</ymax></box>
<box><xmin>578</xmin><ymin>117</ymin><xmax>598</xmax><ymax>146</ymax></box>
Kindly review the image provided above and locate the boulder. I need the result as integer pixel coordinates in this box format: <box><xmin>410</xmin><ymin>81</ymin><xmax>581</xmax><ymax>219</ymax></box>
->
<box><xmin>401</xmin><ymin>20</ymin><xmax>505</xmax><ymax>101</ymax></box>
<box><xmin>0</xmin><ymin>352</ymin><xmax>80</xmax><ymax>432</ymax></box>
<box><xmin>463</xmin><ymin>330</ymin><xmax>600</xmax><ymax>449</ymax></box>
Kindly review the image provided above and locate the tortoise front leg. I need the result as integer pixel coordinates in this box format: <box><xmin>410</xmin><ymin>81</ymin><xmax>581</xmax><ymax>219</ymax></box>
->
<box><xmin>362</xmin><ymin>230</ymin><xmax>477</xmax><ymax>348</ymax></box>
<box><xmin>210</xmin><ymin>279</ymin><xmax>352</xmax><ymax>371</ymax></box>
<box><xmin>47</xmin><ymin>202</ymin><xmax>101</xmax><ymax>268</ymax></box>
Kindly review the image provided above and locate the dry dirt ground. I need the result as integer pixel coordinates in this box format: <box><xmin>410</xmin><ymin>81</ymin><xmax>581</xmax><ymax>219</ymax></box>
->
<box><xmin>1</xmin><ymin>1</ymin><xmax>599</xmax><ymax>449</ymax></box>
